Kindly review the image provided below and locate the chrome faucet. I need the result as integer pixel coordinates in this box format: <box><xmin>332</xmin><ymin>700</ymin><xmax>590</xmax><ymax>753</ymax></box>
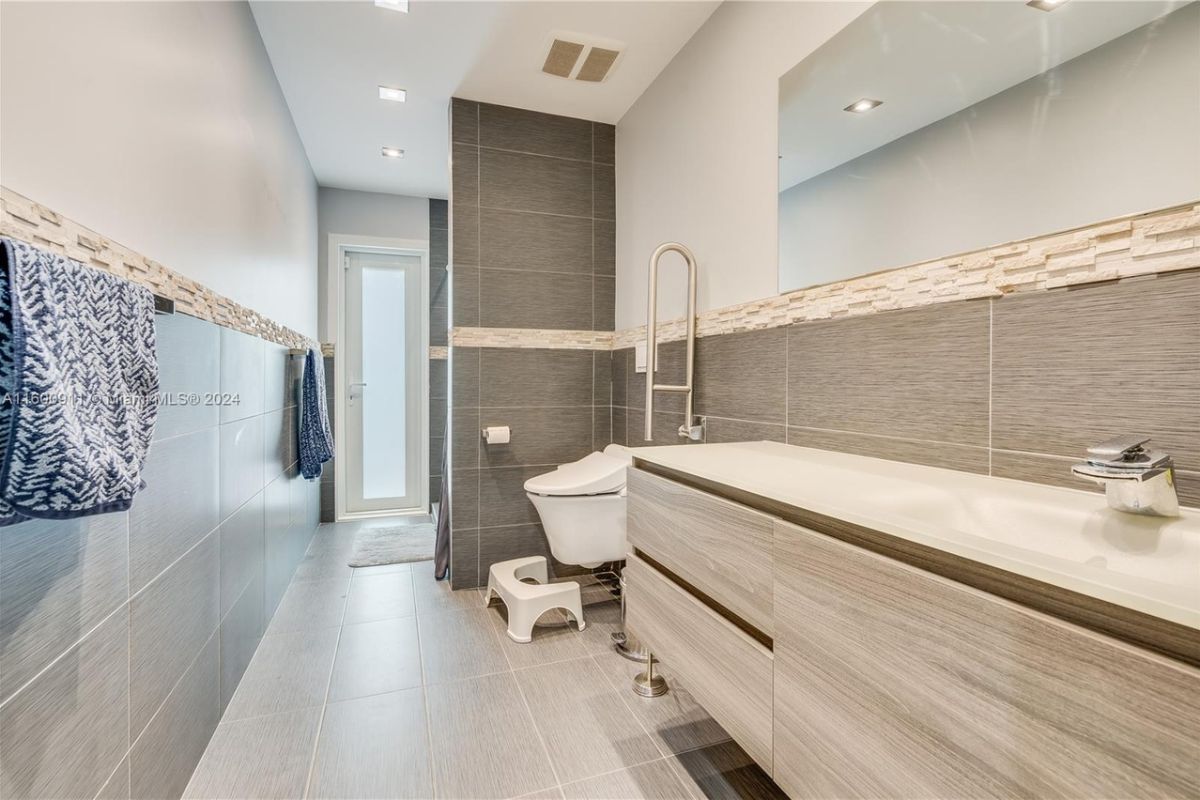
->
<box><xmin>1071</xmin><ymin>435</ymin><xmax>1179</xmax><ymax>517</ymax></box>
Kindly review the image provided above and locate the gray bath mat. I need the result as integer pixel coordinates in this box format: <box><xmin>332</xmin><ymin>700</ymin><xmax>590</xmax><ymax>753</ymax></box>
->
<box><xmin>348</xmin><ymin>524</ymin><xmax>436</xmax><ymax>567</ymax></box>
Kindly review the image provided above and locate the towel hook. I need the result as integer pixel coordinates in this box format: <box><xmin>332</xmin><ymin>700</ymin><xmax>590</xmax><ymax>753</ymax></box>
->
<box><xmin>153</xmin><ymin>294</ymin><xmax>174</xmax><ymax>315</ymax></box>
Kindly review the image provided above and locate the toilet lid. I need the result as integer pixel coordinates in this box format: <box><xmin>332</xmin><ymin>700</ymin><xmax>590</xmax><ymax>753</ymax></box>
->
<box><xmin>524</xmin><ymin>450</ymin><xmax>630</xmax><ymax>496</ymax></box>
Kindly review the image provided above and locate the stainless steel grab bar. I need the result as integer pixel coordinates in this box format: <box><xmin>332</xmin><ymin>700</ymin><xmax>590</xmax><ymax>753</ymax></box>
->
<box><xmin>644</xmin><ymin>242</ymin><xmax>702</xmax><ymax>442</ymax></box>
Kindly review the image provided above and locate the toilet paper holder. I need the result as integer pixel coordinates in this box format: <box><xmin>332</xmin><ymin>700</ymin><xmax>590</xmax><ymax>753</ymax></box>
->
<box><xmin>480</xmin><ymin>426</ymin><xmax>512</xmax><ymax>444</ymax></box>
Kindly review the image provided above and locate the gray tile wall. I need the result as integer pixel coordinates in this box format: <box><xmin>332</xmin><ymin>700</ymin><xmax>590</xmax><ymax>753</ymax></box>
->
<box><xmin>0</xmin><ymin>312</ymin><xmax>322</xmax><ymax>800</ymax></box>
<box><xmin>449</xmin><ymin>99</ymin><xmax>617</xmax><ymax>589</ymax></box>
<box><xmin>450</xmin><ymin>99</ymin><xmax>616</xmax><ymax>333</ymax></box>
<box><xmin>450</xmin><ymin>348</ymin><xmax>611</xmax><ymax>588</ymax></box>
<box><xmin>610</xmin><ymin>269</ymin><xmax>1200</xmax><ymax>507</ymax></box>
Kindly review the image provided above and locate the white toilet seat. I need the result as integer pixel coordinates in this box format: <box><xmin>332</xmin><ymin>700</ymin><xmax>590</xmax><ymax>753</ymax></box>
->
<box><xmin>524</xmin><ymin>445</ymin><xmax>631</xmax><ymax>496</ymax></box>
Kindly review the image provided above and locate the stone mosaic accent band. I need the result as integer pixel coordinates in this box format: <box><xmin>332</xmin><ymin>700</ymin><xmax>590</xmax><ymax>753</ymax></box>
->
<box><xmin>611</xmin><ymin>201</ymin><xmax>1200</xmax><ymax>348</ymax></box>
<box><xmin>0</xmin><ymin>186</ymin><xmax>319</xmax><ymax>351</ymax></box>
<box><xmin>429</xmin><ymin>346</ymin><xmax>448</xmax><ymax>360</ymax></box>
<box><xmin>450</xmin><ymin>327</ymin><xmax>616</xmax><ymax>350</ymax></box>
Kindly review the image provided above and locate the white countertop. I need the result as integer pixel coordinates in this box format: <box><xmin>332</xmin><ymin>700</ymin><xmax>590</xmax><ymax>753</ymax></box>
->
<box><xmin>631</xmin><ymin>441</ymin><xmax>1200</xmax><ymax>631</ymax></box>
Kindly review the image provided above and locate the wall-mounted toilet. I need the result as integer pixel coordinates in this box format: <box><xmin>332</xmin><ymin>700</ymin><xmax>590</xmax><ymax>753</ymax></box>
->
<box><xmin>484</xmin><ymin>445</ymin><xmax>633</xmax><ymax>644</ymax></box>
<box><xmin>524</xmin><ymin>444</ymin><xmax>633</xmax><ymax>568</ymax></box>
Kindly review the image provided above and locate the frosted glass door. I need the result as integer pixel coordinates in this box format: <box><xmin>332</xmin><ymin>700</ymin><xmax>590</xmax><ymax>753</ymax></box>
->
<box><xmin>344</xmin><ymin>250</ymin><xmax>423</xmax><ymax>513</ymax></box>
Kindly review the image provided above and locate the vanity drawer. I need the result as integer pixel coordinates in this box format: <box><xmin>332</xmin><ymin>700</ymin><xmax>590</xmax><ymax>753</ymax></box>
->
<box><xmin>772</xmin><ymin>519</ymin><xmax>1200</xmax><ymax>800</ymax></box>
<box><xmin>627</xmin><ymin>467</ymin><xmax>774</xmax><ymax>635</ymax></box>
<box><xmin>625</xmin><ymin>554</ymin><xmax>774</xmax><ymax>772</ymax></box>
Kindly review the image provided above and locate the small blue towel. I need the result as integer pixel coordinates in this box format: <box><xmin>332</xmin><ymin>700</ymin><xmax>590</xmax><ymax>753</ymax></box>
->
<box><xmin>299</xmin><ymin>348</ymin><xmax>334</xmax><ymax>480</ymax></box>
<box><xmin>0</xmin><ymin>238</ymin><xmax>159</xmax><ymax>525</ymax></box>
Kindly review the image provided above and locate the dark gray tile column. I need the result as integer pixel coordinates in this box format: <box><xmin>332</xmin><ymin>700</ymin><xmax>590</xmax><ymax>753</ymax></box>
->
<box><xmin>448</xmin><ymin>99</ymin><xmax>616</xmax><ymax>588</ymax></box>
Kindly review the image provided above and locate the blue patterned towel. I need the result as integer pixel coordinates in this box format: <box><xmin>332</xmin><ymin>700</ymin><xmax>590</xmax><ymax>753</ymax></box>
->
<box><xmin>0</xmin><ymin>238</ymin><xmax>159</xmax><ymax>525</ymax></box>
<box><xmin>299</xmin><ymin>348</ymin><xmax>333</xmax><ymax>480</ymax></box>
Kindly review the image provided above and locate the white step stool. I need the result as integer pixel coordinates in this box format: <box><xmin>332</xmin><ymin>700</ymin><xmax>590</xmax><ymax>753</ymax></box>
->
<box><xmin>484</xmin><ymin>556</ymin><xmax>586</xmax><ymax>643</ymax></box>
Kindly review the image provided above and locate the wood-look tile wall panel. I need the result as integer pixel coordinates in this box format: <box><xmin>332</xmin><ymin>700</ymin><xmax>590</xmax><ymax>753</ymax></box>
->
<box><xmin>594</xmin><ymin>276</ymin><xmax>616</xmax><ymax>332</ymax></box>
<box><xmin>450</xmin><ymin>97</ymin><xmax>478</xmax><ymax>144</ymax></box>
<box><xmin>0</xmin><ymin>513</ymin><xmax>129</xmax><ymax>703</ymax></box>
<box><xmin>593</xmin><ymin>164</ymin><xmax>616</xmax><ymax>221</ymax></box>
<box><xmin>451</xmin><ymin>267</ymin><xmax>480</xmax><ymax>328</ymax></box>
<box><xmin>451</xmin><ymin>207</ymin><xmax>480</xmax><ymax>271</ymax></box>
<box><xmin>593</xmin><ymin>351</ymin><xmax>612</xmax><ymax>406</ymax></box>
<box><xmin>479</xmin><ymin>348</ymin><xmax>595</xmax><ymax>407</ymax></box>
<box><xmin>479</xmin><ymin>103</ymin><xmax>594</xmax><ymax>161</ymax></box>
<box><xmin>594</xmin><ymin>219</ymin><xmax>616</xmax><ymax>275</ymax></box>
<box><xmin>130</xmin><ymin>633</ymin><xmax>221</xmax><ymax>800</ymax></box>
<box><xmin>452</xmin><ymin>347</ymin><xmax>481</xmax><ymax>409</ymax></box>
<box><xmin>0</xmin><ymin>610</ymin><xmax>130</xmax><ymax>800</ymax></box>
<box><xmin>480</xmin><ymin>209</ymin><xmax>593</xmax><ymax>274</ymax></box>
<box><xmin>706</xmin><ymin>417</ymin><xmax>786</xmax><ymax>445</ymax></box>
<box><xmin>592</xmin><ymin>122</ymin><xmax>615</xmax><ymax>165</ymax></box>
<box><xmin>480</xmin><ymin>149</ymin><xmax>593</xmax><ymax>218</ymax></box>
<box><xmin>787</xmin><ymin>300</ymin><xmax>991</xmax><ymax>445</ymax></box>
<box><xmin>479</xmin><ymin>269</ymin><xmax>595</xmax><ymax>330</ymax></box>
<box><xmin>478</xmin><ymin>466</ymin><xmax>548</xmax><ymax>529</ymax></box>
<box><xmin>479</xmin><ymin>407</ymin><xmax>594</xmax><ymax>468</ymax></box>
<box><xmin>129</xmin><ymin>532</ymin><xmax>220</xmax><ymax>737</ymax></box>
<box><xmin>786</xmin><ymin>427</ymin><xmax>991</xmax><ymax>475</ymax></box>
<box><xmin>694</xmin><ymin>328</ymin><xmax>787</xmax><ymax>425</ymax></box>
<box><xmin>992</xmin><ymin>270</ymin><xmax>1200</xmax><ymax>471</ymax></box>
<box><xmin>0</xmin><ymin>311</ymin><xmax>320</xmax><ymax>800</ymax></box>
<box><xmin>449</xmin><ymin>100</ymin><xmax>615</xmax><ymax>588</ymax></box>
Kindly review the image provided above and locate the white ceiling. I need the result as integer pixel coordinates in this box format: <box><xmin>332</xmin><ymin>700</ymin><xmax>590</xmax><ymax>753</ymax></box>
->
<box><xmin>250</xmin><ymin>0</ymin><xmax>719</xmax><ymax>199</ymax></box>
<box><xmin>779</xmin><ymin>1</ymin><xmax>1188</xmax><ymax>191</ymax></box>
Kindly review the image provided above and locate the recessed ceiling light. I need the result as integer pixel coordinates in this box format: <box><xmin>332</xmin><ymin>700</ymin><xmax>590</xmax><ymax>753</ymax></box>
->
<box><xmin>1026</xmin><ymin>0</ymin><xmax>1066</xmax><ymax>10</ymax></box>
<box><xmin>378</xmin><ymin>85</ymin><xmax>407</xmax><ymax>103</ymax></box>
<box><xmin>381</xmin><ymin>146</ymin><xmax>405</xmax><ymax>159</ymax></box>
<box><xmin>844</xmin><ymin>98</ymin><xmax>883</xmax><ymax>113</ymax></box>
<box><xmin>375</xmin><ymin>0</ymin><xmax>408</xmax><ymax>13</ymax></box>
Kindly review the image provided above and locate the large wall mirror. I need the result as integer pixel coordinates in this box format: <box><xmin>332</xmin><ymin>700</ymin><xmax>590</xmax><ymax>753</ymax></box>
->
<box><xmin>778</xmin><ymin>1</ymin><xmax>1200</xmax><ymax>294</ymax></box>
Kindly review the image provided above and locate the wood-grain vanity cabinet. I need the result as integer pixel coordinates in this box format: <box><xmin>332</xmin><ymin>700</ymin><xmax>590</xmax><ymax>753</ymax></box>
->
<box><xmin>626</xmin><ymin>468</ymin><xmax>774</xmax><ymax>634</ymax></box>
<box><xmin>624</xmin><ymin>556</ymin><xmax>774</xmax><ymax>769</ymax></box>
<box><xmin>624</xmin><ymin>465</ymin><xmax>1200</xmax><ymax>799</ymax></box>
<box><xmin>772</xmin><ymin>519</ymin><xmax>1200</xmax><ymax>799</ymax></box>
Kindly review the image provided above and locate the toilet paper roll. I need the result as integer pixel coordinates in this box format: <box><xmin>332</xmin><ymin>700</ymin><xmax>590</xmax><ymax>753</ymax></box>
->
<box><xmin>482</xmin><ymin>426</ymin><xmax>511</xmax><ymax>444</ymax></box>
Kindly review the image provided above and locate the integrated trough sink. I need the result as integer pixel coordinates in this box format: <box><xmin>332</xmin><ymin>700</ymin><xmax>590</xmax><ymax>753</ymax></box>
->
<box><xmin>631</xmin><ymin>441</ymin><xmax>1200</xmax><ymax>631</ymax></box>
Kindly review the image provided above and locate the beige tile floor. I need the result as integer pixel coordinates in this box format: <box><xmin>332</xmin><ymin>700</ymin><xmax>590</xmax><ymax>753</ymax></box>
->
<box><xmin>184</xmin><ymin>517</ymin><xmax>784</xmax><ymax>799</ymax></box>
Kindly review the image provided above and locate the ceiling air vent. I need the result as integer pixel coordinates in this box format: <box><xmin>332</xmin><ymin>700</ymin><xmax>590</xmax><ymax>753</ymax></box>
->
<box><xmin>543</xmin><ymin>39</ymin><xmax>585</xmax><ymax>78</ymax></box>
<box><xmin>541</xmin><ymin>34</ymin><xmax>624</xmax><ymax>83</ymax></box>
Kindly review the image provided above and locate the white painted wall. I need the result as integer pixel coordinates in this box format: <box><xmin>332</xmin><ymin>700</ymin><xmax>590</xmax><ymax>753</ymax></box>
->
<box><xmin>614</xmin><ymin>1</ymin><xmax>870</xmax><ymax>329</ymax></box>
<box><xmin>0</xmin><ymin>1</ymin><xmax>319</xmax><ymax>337</ymax></box>
<box><xmin>779</xmin><ymin>3</ymin><xmax>1200</xmax><ymax>292</ymax></box>
<box><xmin>317</xmin><ymin>187</ymin><xmax>429</xmax><ymax>342</ymax></box>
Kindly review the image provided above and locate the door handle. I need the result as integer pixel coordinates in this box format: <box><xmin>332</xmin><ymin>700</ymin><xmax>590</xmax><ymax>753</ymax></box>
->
<box><xmin>349</xmin><ymin>382</ymin><xmax>367</xmax><ymax>404</ymax></box>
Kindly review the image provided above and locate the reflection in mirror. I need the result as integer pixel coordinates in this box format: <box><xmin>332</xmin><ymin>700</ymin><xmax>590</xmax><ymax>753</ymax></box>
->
<box><xmin>777</xmin><ymin>2</ymin><xmax>1200</xmax><ymax>294</ymax></box>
